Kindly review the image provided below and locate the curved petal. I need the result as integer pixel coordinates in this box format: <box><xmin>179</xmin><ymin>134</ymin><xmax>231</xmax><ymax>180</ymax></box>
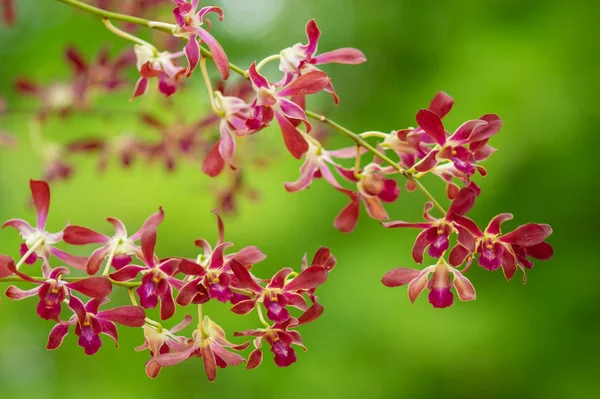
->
<box><xmin>67</xmin><ymin>277</ymin><xmax>113</xmax><ymax>299</ymax></box>
<box><xmin>131</xmin><ymin>207</ymin><xmax>165</xmax><ymax>241</ymax></box>
<box><xmin>450</xmin><ymin>269</ymin><xmax>476</xmax><ymax>301</ymax></box>
<box><xmin>2</xmin><ymin>219</ymin><xmax>35</xmax><ymax>236</ymax></box>
<box><xmin>275</xmin><ymin>110</ymin><xmax>308</xmax><ymax>159</ymax></box>
<box><xmin>333</xmin><ymin>190</ymin><xmax>360</xmax><ymax>233</ymax></box>
<box><xmin>197</xmin><ymin>28</ymin><xmax>229</xmax><ymax>80</ymax></box>
<box><xmin>202</xmin><ymin>140</ymin><xmax>225</xmax><ymax>177</ymax></box>
<box><xmin>97</xmin><ymin>306</ymin><xmax>146</xmax><ymax>327</ymax></box>
<box><xmin>284</xmin><ymin>266</ymin><xmax>328</xmax><ymax>292</ymax></box>
<box><xmin>5</xmin><ymin>285</ymin><xmax>40</xmax><ymax>300</ymax></box>
<box><xmin>428</xmin><ymin>91</ymin><xmax>454</xmax><ymax>118</ymax></box>
<box><xmin>526</xmin><ymin>242</ymin><xmax>554</xmax><ymax>260</ymax></box>
<box><xmin>312</xmin><ymin>48</ymin><xmax>367</xmax><ymax>65</ymax></box>
<box><xmin>381</xmin><ymin>268</ymin><xmax>420</xmax><ymax>287</ymax></box>
<box><xmin>47</xmin><ymin>322</ymin><xmax>70</xmax><ymax>350</ymax></box>
<box><xmin>416</xmin><ymin>109</ymin><xmax>446</xmax><ymax>145</ymax></box>
<box><xmin>278</xmin><ymin>71</ymin><xmax>330</xmax><ymax>97</ymax></box>
<box><xmin>485</xmin><ymin>213</ymin><xmax>513</xmax><ymax>235</ymax></box>
<box><xmin>500</xmin><ymin>224</ymin><xmax>553</xmax><ymax>246</ymax></box>
<box><xmin>184</xmin><ymin>36</ymin><xmax>200</xmax><ymax>76</ymax></box>
<box><xmin>407</xmin><ymin>266</ymin><xmax>435</xmax><ymax>303</ymax></box>
<box><xmin>63</xmin><ymin>226</ymin><xmax>109</xmax><ymax>245</ymax></box>
<box><xmin>86</xmin><ymin>246</ymin><xmax>110</xmax><ymax>276</ymax></box>
<box><xmin>30</xmin><ymin>180</ymin><xmax>50</xmax><ymax>230</ymax></box>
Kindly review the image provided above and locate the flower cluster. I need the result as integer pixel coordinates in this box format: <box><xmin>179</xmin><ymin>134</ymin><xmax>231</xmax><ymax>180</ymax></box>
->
<box><xmin>0</xmin><ymin>0</ymin><xmax>556</xmax><ymax>379</ymax></box>
<box><xmin>0</xmin><ymin>180</ymin><xmax>335</xmax><ymax>379</ymax></box>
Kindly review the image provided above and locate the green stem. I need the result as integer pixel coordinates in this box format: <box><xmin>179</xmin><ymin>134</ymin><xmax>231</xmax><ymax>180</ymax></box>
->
<box><xmin>54</xmin><ymin>0</ymin><xmax>448</xmax><ymax>216</ymax></box>
<box><xmin>56</xmin><ymin>0</ymin><xmax>174</xmax><ymax>33</ymax></box>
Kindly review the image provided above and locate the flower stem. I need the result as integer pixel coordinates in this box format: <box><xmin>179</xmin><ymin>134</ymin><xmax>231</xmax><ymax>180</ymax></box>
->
<box><xmin>56</xmin><ymin>0</ymin><xmax>174</xmax><ymax>33</ymax></box>
<box><xmin>255</xmin><ymin>304</ymin><xmax>270</xmax><ymax>328</ymax></box>
<box><xmin>15</xmin><ymin>237</ymin><xmax>43</xmax><ymax>271</ymax></box>
<box><xmin>256</xmin><ymin>54</ymin><xmax>281</xmax><ymax>72</ymax></box>
<box><xmin>101</xmin><ymin>241</ymin><xmax>119</xmax><ymax>277</ymax></box>
<box><xmin>54</xmin><ymin>0</ymin><xmax>448</xmax><ymax>216</ymax></box>
<box><xmin>200</xmin><ymin>56</ymin><xmax>223</xmax><ymax>117</ymax></box>
<box><xmin>102</xmin><ymin>19</ymin><xmax>156</xmax><ymax>49</ymax></box>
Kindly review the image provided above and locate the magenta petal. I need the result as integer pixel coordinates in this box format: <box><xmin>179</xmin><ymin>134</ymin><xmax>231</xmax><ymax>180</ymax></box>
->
<box><xmin>333</xmin><ymin>190</ymin><xmax>360</xmax><ymax>233</ymax></box>
<box><xmin>47</xmin><ymin>322</ymin><xmax>70</xmax><ymax>350</ymax></box>
<box><xmin>155</xmin><ymin>347</ymin><xmax>196</xmax><ymax>367</ymax></box>
<box><xmin>202</xmin><ymin>140</ymin><xmax>226</xmax><ymax>177</ymax></box>
<box><xmin>470</xmin><ymin>114</ymin><xmax>502</xmax><ymax>142</ymax></box>
<box><xmin>381</xmin><ymin>268</ymin><xmax>420</xmax><ymax>287</ymax></box>
<box><xmin>278</xmin><ymin>71</ymin><xmax>330</xmax><ymax>97</ymax></box>
<box><xmin>20</xmin><ymin>243</ymin><xmax>38</xmax><ymax>265</ymax></box>
<box><xmin>184</xmin><ymin>36</ymin><xmax>200</xmax><ymax>76</ymax></box>
<box><xmin>275</xmin><ymin>111</ymin><xmax>308</xmax><ymax>159</ymax></box>
<box><xmin>285</xmin><ymin>158</ymin><xmax>319</xmax><ymax>192</ymax></box>
<box><xmin>447</xmin><ymin>186</ymin><xmax>477</xmax><ymax>216</ymax></box>
<box><xmin>500</xmin><ymin>224</ymin><xmax>553</xmax><ymax>246</ymax></box>
<box><xmin>230</xmin><ymin>299</ymin><xmax>256</xmax><ymax>315</ymax></box>
<box><xmin>131</xmin><ymin>77</ymin><xmax>149</xmax><ymax>99</ymax></box>
<box><xmin>362</xmin><ymin>195</ymin><xmax>388</xmax><ymax>220</ymax></box>
<box><xmin>30</xmin><ymin>180</ymin><xmax>50</xmax><ymax>230</ymax></box>
<box><xmin>449</xmin><ymin>244</ymin><xmax>470</xmax><ymax>267</ymax></box>
<box><xmin>230</xmin><ymin>259</ymin><xmax>263</xmax><ymax>292</ymax></box>
<box><xmin>109</xmin><ymin>265</ymin><xmax>146</xmax><ymax>281</ymax></box>
<box><xmin>414</xmin><ymin>149</ymin><xmax>439</xmax><ymax>173</ymax></box>
<box><xmin>450</xmin><ymin>269</ymin><xmax>476</xmax><ymax>301</ymax></box>
<box><xmin>159</xmin><ymin>287</ymin><xmax>176</xmax><ymax>321</ymax></box>
<box><xmin>416</xmin><ymin>109</ymin><xmax>446</xmax><ymax>145</ymax></box>
<box><xmin>248</xmin><ymin>62</ymin><xmax>270</xmax><ymax>89</ymax></box>
<box><xmin>86</xmin><ymin>245</ymin><xmax>111</xmax><ymax>275</ymax></box>
<box><xmin>296</xmin><ymin>302</ymin><xmax>324</xmax><ymax>326</ymax></box>
<box><xmin>178</xmin><ymin>259</ymin><xmax>206</xmax><ymax>276</ymax></box>
<box><xmin>197</xmin><ymin>28</ymin><xmax>229</xmax><ymax>80</ymax></box>
<box><xmin>63</xmin><ymin>226</ymin><xmax>109</xmax><ymax>245</ymax></box>
<box><xmin>131</xmin><ymin>207</ymin><xmax>165</xmax><ymax>241</ymax></box>
<box><xmin>0</xmin><ymin>255</ymin><xmax>14</xmax><ymax>278</ymax></box>
<box><xmin>313</xmin><ymin>48</ymin><xmax>367</xmax><ymax>65</ymax></box>
<box><xmin>526</xmin><ymin>242</ymin><xmax>554</xmax><ymax>260</ymax></box>
<box><xmin>233</xmin><ymin>246</ymin><xmax>267</xmax><ymax>266</ymax></box>
<box><xmin>304</xmin><ymin>19</ymin><xmax>320</xmax><ymax>56</ymax></box>
<box><xmin>2</xmin><ymin>219</ymin><xmax>35</xmax><ymax>236</ymax></box>
<box><xmin>218</xmin><ymin>121</ymin><xmax>236</xmax><ymax>165</ymax></box>
<box><xmin>285</xmin><ymin>266</ymin><xmax>328</xmax><ymax>292</ymax></box>
<box><xmin>412</xmin><ymin>227</ymin><xmax>436</xmax><ymax>264</ymax></box>
<box><xmin>428</xmin><ymin>91</ymin><xmax>454</xmax><ymax>118</ymax></box>
<box><xmin>378</xmin><ymin>179</ymin><xmax>400</xmax><ymax>203</ymax></box>
<box><xmin>141</xmin><ymin>230</ymin><xmax>157</xmax><ymax>267</ymax></box>
<box><xmin>97</xmin><ymin>306</ymin><xmax>146</xmax><ymax>327</ymax></box>
<box><xmin>67</xmin><ymin>277</ymin><xmax>113</xmax><ymax>299</ymax></box>
<box><xmin>449</xmin><ymin>120</ymin><xmax>487</xmax><ymax>144</ymax></box>
<box><xmin>428</xmin><ymin>287</ymin><xmax>454</xmax><ymax>308</ymax></box>
<box><xmin>5</xmin><ymin>285</ymin><xmax>40</xmax><ymax>300</ymax></box>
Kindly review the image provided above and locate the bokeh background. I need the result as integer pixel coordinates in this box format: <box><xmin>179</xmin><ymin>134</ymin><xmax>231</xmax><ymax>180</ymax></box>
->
<box><xmin>0</xmin><ymin>0</ymin><xmax>598</xmax><ymax>398</ymax></box>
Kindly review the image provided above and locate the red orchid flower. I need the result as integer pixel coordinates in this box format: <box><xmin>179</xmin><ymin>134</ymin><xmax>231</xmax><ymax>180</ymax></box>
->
<box><xmin>175</xmin><ymin>211</ymin><xmax>266</xmax><ymax>305</ymax></box>
<box><xmin>382</xmin><ymin>91</ymin><xmax>455</xmax><ymax>168</ymax></box>
<box><xmin>414</xmin><ymin>109</ymin><xmax>501</xmax><ymax>176</ymax></box>
<box><xmin>172</xmin><ymin>1</ymin><xmax>230</xmax><ymax>79</ymax></box>
<box><xmin>154</xmin><ymin>315</ymin><xmax>249</xmax><ymax>382</ymax></box>
<box><xmin>63</xmin><ymin>207</ymin><xmax>164</xmax><ymax>275</ymax></box>
<box><xmin>110</xmin><ymin>230</ymin><xmax>182</xmax><ymax>320</ymax></box>
<box><xmin>47</xmin><ymin>296</ymin><xmax>146</xmax><ymax>355</ymax></box>
<box><xmin>382</xmin><ymin>185</ymin><xmax>478</xmax><ymax>263</ymax></box>
<box><xmin>247</xmin><ymin>63</ymin><xmax>331</xmax><ymax>158</ymax></box>
<box><xmin>131</xmin><ymin>44</ymin><xmax>187</xmax><ymax>98</ymax></box>
<box><xmin>2</xmin><ymin>180</ymin><xmax>86</xmax><ymax>274</ymax></box>
<box><xmin>278</xmin><ymin>19</ymin><xmax>366</xmax><ymax>103</ymax></box>
<box><xmin>284</xmin><ymin>144</ymin><xmax>365</xmax><ymax>192</ymax></box>
<box><xmin>235</xmin><ymin>303</ymin><xmax>323</xmax><ymax>368</ymax></box>
<box><xmin>334</xmin><ymin>163</ymin><xmax>400</xmax><ymax>233</ymax></box>
<box><xmin>136</xmin><ymin>315</ymin><xmax>192</xmax><ymax>378</ymax></box>
<box><xmin>230</xmin><ymin>258</ymin><xmax>329</xmax><ymax>323</ymax></box>
<box><xmin>3</xmin><ymin>260</ymin><xmax>111</xmax><ymax>321</ymax></box>
<box><xmin>451</xmin><ymin>213</ymin><xmax>553</xmax><ymax>280</ymax></box>
<box><xmin>201</xmin><ymin>93</ymin><xmax>252</xmax><ymax>177</ymax></box>
<box><xmin>382</xmin><ymin>258</ymin><xmax>476</xmax><ymax>308</ymax></box>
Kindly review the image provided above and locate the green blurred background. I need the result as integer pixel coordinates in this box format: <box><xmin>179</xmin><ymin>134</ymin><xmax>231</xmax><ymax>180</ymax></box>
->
<box><xmin>0</xmin><ymin>0</ymin><xmax>598</xmax><ymax>398</ymax></box>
